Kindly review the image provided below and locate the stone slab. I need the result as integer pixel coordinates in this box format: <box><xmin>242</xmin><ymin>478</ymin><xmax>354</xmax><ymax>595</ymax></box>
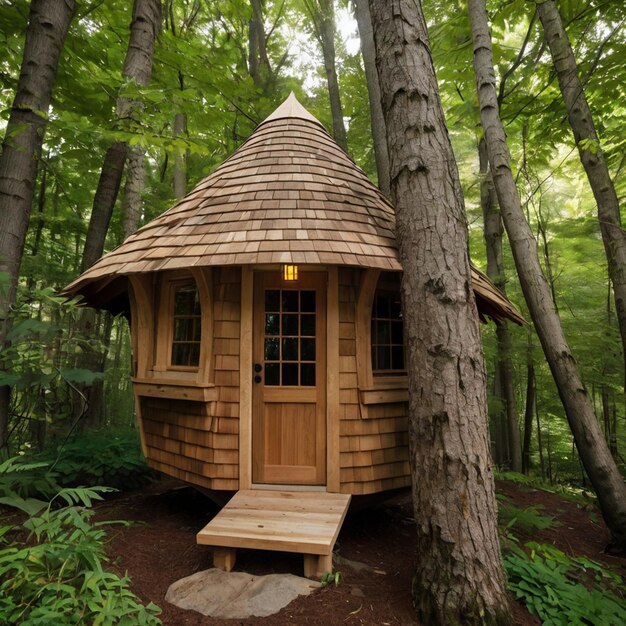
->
<box><xmin>165</xmin><ymin>568</ymin><xmax>320</xmax><ymax>619</ymax></box>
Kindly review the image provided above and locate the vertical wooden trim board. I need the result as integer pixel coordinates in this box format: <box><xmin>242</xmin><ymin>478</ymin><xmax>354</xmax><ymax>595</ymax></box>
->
<box><xmin>239</xmin><ymin>266</ymin><xmax>253</xmax><ymax>489</ymax></box>
<box><xmin>326</xmin><ymin>267</ymin><xmax>340</xmax><ymax>492</ymax></box>
<box><xmin>355</xmin><ymin>269</ymin><xmax>380</xmax><ymax>390</ymax></box>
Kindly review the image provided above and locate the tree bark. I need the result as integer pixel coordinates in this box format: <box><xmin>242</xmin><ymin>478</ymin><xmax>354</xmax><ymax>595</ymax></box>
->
<box><xmin>368</xmin><ymin>1</ymin><xmax>510</xmax><ymax>622</ymax></box>
<box><xmin>316</xmin><ymin>0</ymin><xmax>348</xmax><ymax>151</ymax></box>
<box><xmin>352</xmin><ymin>0</ymin><xmax>390</xmax><ymax>196</ymax></box>
<box><xmin>537</xmin><ymin>0</ymin><xmax>626</xmax><ymax>403</ymax></box>
<box><xmin>81</xmin><ymin>0</ymin><xmax>162</xmax><ymax>270</ymax></box>
<box><xmin>468</xmin><ymin>0</ymin><xmax>626</xmax><ymax>550</ymax></box>
<box><xmin>173</xmin><ymin>112</ymin><xmax>188</xmax><ymax>199</ymax></box>
<box><xmin>122</xmin><ymin>146</ymin><xmax>146</xmax><ymax>239</ymax></box>
<box><xmin>0</xmin><ymin>0</ymin><xmax>76</xmax><ymax>449</ymax></box>
<box><xmin>248</xmin><ymin>0</ymin><xmax>273</xmax><ymax>89</ymax></box>
<box><xmin>479</xmin><ymin>137</ymin><xmax>522</xmax><ymax>471</ymax></box>
<box><xmin>522</xmin><ymin>360</ymin><xmax>535</xmax><ymax>474</ymax></box>
<box><xmin>75</xmin><ymin>0</ymin><xmax>161</xmax><ymax>426</ymax></box>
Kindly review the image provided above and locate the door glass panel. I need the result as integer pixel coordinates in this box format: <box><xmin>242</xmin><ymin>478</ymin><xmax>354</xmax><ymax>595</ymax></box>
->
<box><xmin>265</xmin><ymin>338</ymin><xmax>279</xmax><ymax>361</ymax></box>
<box><xmin>262</xmin><ymin>286</ymin><xmax>317</xmax><ymax>387</ymax></box>
<box><xmin>265</xmin><ymin>313</ymin><xmax>279</xmax><ymax>335</ymax></box>
<box><xmin>282</xmin><ymin>314</ymin><xmax>298</xmax><ymax>336</ymax></box>
<box><xmin>301</xmin><ymin>291</ymin><xmax>316</xmax><ymax>312</ymax></box>
<box><xmin>265</xmin><ymin>363</ymin><xmax>279</xmax><ymax>385</ymax></box>
<box><xmin>300</xmin><ymin>315</ymin><xmax>315</xmax><ymax>336</ymax></box>
<box><xmin>265</xmin><ymin>290</ymin><xmax>280</xmax><ymax>312</ymax></box>
<box><xmin>282</xmin><ymin>291</ymin><xmax>298</xmax><ymax>312</ymax></box>
<box><xmin>282</xmin><ymin>338</ymin><xmax>298</xmax><ymax>361</ymax></box>
<box><xmin>282</xmin><ymin>363</ymin><xmax>299</xmax><ymax>385</ymax></box>
<box><xmin>300</xmin><ymin>338</ymin><xmax>315</xmax><ymax>361</ymax></box>
<box><xmin>300</xmin><ymin>363</ymin><xmax>316</xmax><ymax>386</ymax></box>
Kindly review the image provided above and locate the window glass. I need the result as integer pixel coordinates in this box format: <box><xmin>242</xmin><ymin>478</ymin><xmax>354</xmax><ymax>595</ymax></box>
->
<box><xmin>171</xmin><ymin>282</ymin><xmax>201</xmax><ymax>367</ymax></box>
<box><xmin>371</xmin><ymin>288</ymin><xmax>405</xmax><ymax>374</ymax></box>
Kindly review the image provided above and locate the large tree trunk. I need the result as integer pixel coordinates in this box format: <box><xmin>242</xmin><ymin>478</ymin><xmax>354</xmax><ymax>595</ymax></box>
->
<box><xmin>479</xmin><ymin>138</ymin><xmax>522</xmax><ymax>471</ymax></box>
<box><xmin>316</xmin><ymin>0</ymin><xmax>348</xmax><ymax>151</ymax></box>
<box><xmin>352</xmin><ymin>0</ymin><xmax>390</xmax><ymax>196</ymax></box>
<box><xmin>537</xmin><ymin>0</ymin><xmax>626</xmax><ymax>403</ymax></box>
<box><xmin>468</xmin><ymin>0</ymin><xmax>626</xmax><ymax>550</ymax></box>
<box><xmin>368</xmin><ymin>1</ymin><xmax>510</xmax><ymax>622</ymax></box>
<box><xmin>0</xmin><ymin>0</ymin><xmax>76</xmax><ymax>449</ymax></box>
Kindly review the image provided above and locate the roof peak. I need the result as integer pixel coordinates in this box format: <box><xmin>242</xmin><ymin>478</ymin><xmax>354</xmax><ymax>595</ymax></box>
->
<box><xmin>260</xmin><ymin>91</ymin><xmax>323</xmax><ymax>127</ymax></box>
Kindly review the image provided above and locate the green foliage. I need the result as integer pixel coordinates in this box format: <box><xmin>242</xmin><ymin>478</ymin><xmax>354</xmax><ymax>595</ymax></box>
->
<box><xmin>0</xmin><ymin>459</ymin><xmax>161</xmax><ymax>625</ymax></box>
<box><xmin>320</xmin><ymin>570</ymin><xmax>342</xmax><ymax>588</ymax></box>
<box><xmin>34</xmin><ymin>431</ymin><xmax>155</xmax><ymax>491</ymax></box>
<box><xmin>504</xmin><ymin>550</ymin><xmax>626</xmax><ymax>626</ymax></box>
<box><xmin>497</xmin><ymin>497</ymin><xmax>558</xmax><ymax>534</ymax></box>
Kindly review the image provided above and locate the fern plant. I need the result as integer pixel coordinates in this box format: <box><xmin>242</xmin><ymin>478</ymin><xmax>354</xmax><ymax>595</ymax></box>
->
<box><xmin>0</xmin><ymin>458</ymin><xmax>161</xmax><ymax>625</ymax></box>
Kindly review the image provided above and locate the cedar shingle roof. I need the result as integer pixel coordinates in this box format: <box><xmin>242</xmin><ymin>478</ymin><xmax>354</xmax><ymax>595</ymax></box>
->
<box><xmin>64</xmin><ymin>93</ymin><xmax>524</xmax><ymax>325</ymax></box>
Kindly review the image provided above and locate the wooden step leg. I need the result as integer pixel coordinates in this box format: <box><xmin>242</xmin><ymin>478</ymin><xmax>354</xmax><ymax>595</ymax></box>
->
<box><xmin>303</xmin><ymin>553</ymin><xmax>333</xmax><ymax>579</ymax></box>
<box><xmin>214</xmin><ymin>547</ymin><xmax>236</xmax><ymax>572</ymax></box>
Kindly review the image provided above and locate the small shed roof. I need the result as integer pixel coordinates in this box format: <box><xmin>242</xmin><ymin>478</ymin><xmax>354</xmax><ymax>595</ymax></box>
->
<box><xmin>64</xmin><ymin>93</ymin><xmax>524</xmax><ymax>325</ymax></box>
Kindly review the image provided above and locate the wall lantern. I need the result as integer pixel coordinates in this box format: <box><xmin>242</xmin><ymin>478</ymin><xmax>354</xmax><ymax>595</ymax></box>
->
<box><xmin>282</xmin><ymin>264</ymin><xmax>299</xmax><ymax>281</ymax></box>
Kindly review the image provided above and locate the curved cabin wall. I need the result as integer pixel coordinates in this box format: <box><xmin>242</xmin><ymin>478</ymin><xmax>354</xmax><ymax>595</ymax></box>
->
<box><xmin>128</xmin><ymin>264</ymin><xmax>411</xmax><ymax>496</ymax></box>
<box><xmin>129</xmin><ymin>267</ymin><xmax>242</xmax><ymax>491</ymax></box>
<box><xmin>338</xmin><ymin>268</ymin><xmax>411</xmax><ymax>495</ymax></box>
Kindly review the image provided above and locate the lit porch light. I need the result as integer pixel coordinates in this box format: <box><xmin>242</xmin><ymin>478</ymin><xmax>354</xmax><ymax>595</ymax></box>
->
<box><xmin>282</xmin><ymin>264</ymin><xmax>299</xmax><ymax>281</ymax></box>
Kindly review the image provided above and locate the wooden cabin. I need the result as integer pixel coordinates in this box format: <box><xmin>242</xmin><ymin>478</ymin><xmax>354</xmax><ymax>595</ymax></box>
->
<box><xmin>64</xmin><ymin>93</ymin><xmax>522</xmax><ymax>576</ymax></box>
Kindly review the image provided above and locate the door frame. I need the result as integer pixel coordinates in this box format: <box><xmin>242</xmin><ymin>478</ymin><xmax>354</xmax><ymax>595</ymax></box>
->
<box><xmin>238</xmin><ymin>265</ymin><xmax>340</xmax><ymax>492</ymax></box>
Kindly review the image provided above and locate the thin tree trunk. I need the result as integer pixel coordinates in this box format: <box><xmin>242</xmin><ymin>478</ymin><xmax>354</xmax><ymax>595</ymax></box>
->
<box><xmin>535</xmin><ymin>383</ymin><xmax>545</xmax><ymax>479</ymax></box>
<box><xmin>26</xmin><ymin>162</ymin><xmax>48</xmax><ymax>291</ymax></box>
<box><xmin>352</xmin><ymin>0</ymin><xmax>390</xmax><ymax>196</ymax></box>
<box><xmin>368</xmin><ymin>1</ymin><xmax>510</xmax><ymax>622</ymax></box>
<box><xmin>81</xmin><ymin>0</ymin><xmax>162</xmax><ymax>270</ymax></box>
<box><xmin>469</xmin><ymin>0</ymin><xmax>626</xmax><ymax>550</ymax></box>
<box><xmin>0</xmin><ymin>0</ymin><xmax>76</xmax><ymax>450</ymax></box>
<box><xmin>75</xmin><ymin>0</ymin><xmax>161</xmax><ymax>426</ymax></box>
<box><xmin>122</xmin><ymin>146</ymin><xmax>146</xmax><ymax>239</ymax></box>
<box><xmin>248</xmin><ymin>0</ymin><xmax>272</xmax><ymax>89</ymax></box>
<box><xmin>537</xmin><ymin>0</ymin><xmax>626</xmax><ymax>409</ymax></box>
<box><xmin>173</xmin><ymin>112</ymin><xmax>188</xmax><ymax>199</ymax></box>
<box><xmin>522</xmin><ymin>342</ymin><xmax>535</xmax><ymax>474</ymax></box>
<box><xmin>317</xmin><ymin>0</ymin><xmax>348</xmax><ymax>151</ymax></box>
<box><xmin>479</xmin><ymin>137</ymin><xmax>522</xmax><ymax>471</ymax></box>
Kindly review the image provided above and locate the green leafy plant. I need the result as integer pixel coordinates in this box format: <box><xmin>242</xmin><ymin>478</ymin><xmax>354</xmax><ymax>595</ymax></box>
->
<box><xmin>34</xmin><ymin>430</ymin><xmax>155</xmax><ymax>491</ymax></box>
<box><xmin>504</xmin><ymin>550</ymin><xmax>626</xmax><ymax>626</ymax></box>
<box><xmin>320</xmin><ymin>570</ymin><xmax>342</xmax><ymax>588</ymax></box>
<box><xmin>497</xmin><ymin>497</ymin><xmax>558</xmax><ymax>534</ymax></box>
<box><xmin>0</xmin><ymin>457</ymin><xmax>161</xmax><ymax>625</ymax></box>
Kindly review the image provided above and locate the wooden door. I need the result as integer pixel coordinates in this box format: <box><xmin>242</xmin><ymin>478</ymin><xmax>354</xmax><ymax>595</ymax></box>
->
<box><xmin>252</xmin><ymin>271</ymin><xmax>327</xmax><ymax>485</ymax></box>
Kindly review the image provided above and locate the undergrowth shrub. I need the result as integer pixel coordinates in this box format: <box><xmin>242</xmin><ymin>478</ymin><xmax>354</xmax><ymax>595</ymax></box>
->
<box><xmin>504</xmin><ymin>549</ymin><xmax>626</xmax><ymax>625</ymax></box>
<box><xmin>33</xmin><ymin>430</ymin><xmax>155</xmax><ymax>492</ymax></box>
<box><xmin>0</xmin><ymin>458</ymin><xmax>161</xmax><ymax>625</ymax></box>
<box><xmin>497</xmin><ymin>497</ymin><xmax>557</xmax><ymax>534</ymax></box>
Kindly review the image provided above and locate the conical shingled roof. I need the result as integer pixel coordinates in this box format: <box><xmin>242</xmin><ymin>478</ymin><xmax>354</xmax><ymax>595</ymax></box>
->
<box><xmin>65</xmin><ymin>93</ymin><xmax>400</xmax><ymax>295</ymax></box>
<box><xmin>64</xmin><ymin>93</ymin><xmax>524</xmax><ymax>325</ymax></box>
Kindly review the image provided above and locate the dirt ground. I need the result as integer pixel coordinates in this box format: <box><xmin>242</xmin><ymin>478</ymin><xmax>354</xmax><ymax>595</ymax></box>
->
<box><xmin>94</xmin><ymin>479</ymin><xmax>625</xmax><ymax>625</ymax></box>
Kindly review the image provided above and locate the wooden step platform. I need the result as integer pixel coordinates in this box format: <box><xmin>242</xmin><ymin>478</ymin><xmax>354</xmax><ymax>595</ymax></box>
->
<box><xmin>196</xmin><ymin>489</ymin><xmax>351</xmax><ymax>578</ymax></box>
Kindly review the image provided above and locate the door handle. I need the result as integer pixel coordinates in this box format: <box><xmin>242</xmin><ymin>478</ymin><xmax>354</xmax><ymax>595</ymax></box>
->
<box><xmin>254</xmin><ymin>363</ymin><xmax>263</xmax><ymax>373</ymax></box>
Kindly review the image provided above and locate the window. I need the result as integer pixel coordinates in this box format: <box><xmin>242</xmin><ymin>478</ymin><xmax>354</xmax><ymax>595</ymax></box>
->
<box><xmin>371</xmin><ymin>290</ymin><xmax>405</xmax><ymax>374</ymax></box>
<box><xmin>170</xmin><ymin>282</ymin><xmax>201</xmax><ymax>367</ymax></box>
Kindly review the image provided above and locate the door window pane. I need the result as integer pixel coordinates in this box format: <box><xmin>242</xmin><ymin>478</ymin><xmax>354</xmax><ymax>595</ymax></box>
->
<box><xmin>282</xmin><ymin>363</ymin><xmax>299</xmax><ymax>386</ymax></box>
<box><xmin>265</xmin><ymin>313</ymin><xmax>279</xmax><ymax>335</ymax></box>
<box><xmin>265</xmin><ymin>290</ymin><xmax>280</xmax><ymax>312</ymax></box>
<box><xmin>265</xmin><ymin>363</ymin><xmax>279</xmax><ymax>385</ymax></box>
<box><xmin>282</xmin><ymin>338</ymin><xmax>298</xmax><ymax>361</ymax></box>
<box><xmin>300</xmin><ymin>338</ymin><xmax>315</xmax><ymax>361</ymax></box>
<box><xmin>282</xmin><ymin>291</ymin><xmax>298</xmax><ymax>312</ymax></box>
<box><xmin>282</xmin><ymin>314</ymin><xmax>298</xmax><ymax>336</ymax></box>
<box><xmin>301</xmin><ymin>315</ymin><xmax>315</xmax><ymax>336</ymax></box>
<box><xmin>301</xmin><ymin>291</ymin><xmax>316</xmax><ymax>312</ymax></box>
<box><xmin>265</xmin><ymin>338</ymin><xmax>279</xmax><ymax>361</ymax></box>
<box><xmin>300</xmin><ymin>363</ymin><xmax>316</xmax><ymax>386</ymax></box>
